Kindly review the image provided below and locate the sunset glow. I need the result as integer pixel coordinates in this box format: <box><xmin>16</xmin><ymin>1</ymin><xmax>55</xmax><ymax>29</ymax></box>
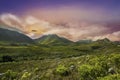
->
<box><xmin>0</xmin><ymin>0</ymin><xmax>120</xmax><ymax>41</ymax></box>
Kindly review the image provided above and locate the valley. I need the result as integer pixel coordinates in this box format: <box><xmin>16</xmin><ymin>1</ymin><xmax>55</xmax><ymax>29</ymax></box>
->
<box><xmin>0</xmin><ymin>28</ymin><xmax>120</xmax><ymax>80</ymax></box>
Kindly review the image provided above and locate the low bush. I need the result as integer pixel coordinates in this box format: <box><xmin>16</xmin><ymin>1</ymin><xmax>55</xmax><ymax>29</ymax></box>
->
<box><xmin>78</xmin><ymin>64</ymin><xmax>107</xmax><ymax>80</ymax></box>
<box><xmin>98</xmin><ymin>74</ymin><xmax>120</xmax><ymax>80</ymax></box>
<box><xmin>55</xmin><ymin>64</ymin><xmax>69</xmax><ymax>76</ymax></box>
<box><xmin>1</xmin><ymin>70</ymin><xmax>18</xmax><ymax>80</ymax></box>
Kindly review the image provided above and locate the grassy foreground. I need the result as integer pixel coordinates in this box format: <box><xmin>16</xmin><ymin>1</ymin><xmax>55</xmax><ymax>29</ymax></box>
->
<box><xmin>0</xmin><ymin>41</ymin><xmax>120</xmax><ymax>80</ymax></box>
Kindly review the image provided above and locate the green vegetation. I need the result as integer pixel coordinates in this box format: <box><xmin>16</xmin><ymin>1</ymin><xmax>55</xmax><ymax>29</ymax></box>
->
<box><xmin>0</xmin><ymin>27</ymin><xmax>34</xmax><ymax>43</ymax></box>
<box><xmin>0</xmin><ymin>29</ymin><xmax>120</xmax><ymax>80</ymax></box>
<box><xmin>0</xmin><ymin>40</ymin><xmax>119</xmax><ymax>80</ymax></box>
<box><xmin>98</xmin><ymin>74</ymin><xmax>120</xmax><ymax>80</ymax></box>
<box><xmin>55</xmin><ymin>64</ymin><xmax>69</xmax><ymax>76</ymax></box>
<box><xmin>35</xmin><ymin>34</ymin><xmax>73</xmax><ymax>45</ymax></box>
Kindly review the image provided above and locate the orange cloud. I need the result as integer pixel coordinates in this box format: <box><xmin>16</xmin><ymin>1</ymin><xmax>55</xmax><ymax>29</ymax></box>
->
<box><xmin>0</xmin><ymin>13</ymin><xmax>120</xmax><ymax>41</ymax></box>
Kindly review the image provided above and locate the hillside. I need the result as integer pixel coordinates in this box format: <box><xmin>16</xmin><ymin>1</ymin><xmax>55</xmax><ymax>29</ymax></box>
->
<box><xmin>76</xmin><ymin>39</ymin><xmax>92</xmax><ymax>44</ymax></box>
<box><xmin>0</xmin><ymin>38</ymin><xmax>120</xmax><ymax>80</ymax></box>
<box><xmin>0</xmin><ymin>28</ymin><xmax>120</xmax><ymax>80</ymax></box>
<box><xmin>0</xmin><ymin>27</ymin><xmax>34</xmax><ymax>44</ymax></box>
<box><xmin>35</xmin><ymin>34</ymin><xmax>73</xmax><ymax>45</ymax></box>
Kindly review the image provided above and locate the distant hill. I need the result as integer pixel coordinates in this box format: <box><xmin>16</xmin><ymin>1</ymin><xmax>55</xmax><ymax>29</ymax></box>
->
<box><xmin>0</xmin><ymin>27</ymin><xmax>34</xmax><ymax>44</ymax></box>
<box><xmin>76</xmin><ymin>39</ymin><xmax>92</xmax><ymax>44</ymax></box>
<box><xmin>114</xmin><ymin>41</ymin><xmax>120</xmax><ymax>45</ymax></box>
<box><xmin>95</xmin><ymin>38</ymin><xmax>111</xmax><ymax>43</ymax></box>
<box><xmin>35</xmin><ymin>34</ymin><xmax>73</xmax><ymax>45</ymax></box>
<box><xmin>88</xmin><ymin>38</ymin><xmax>113</xmax><ymax>49</ymax></box>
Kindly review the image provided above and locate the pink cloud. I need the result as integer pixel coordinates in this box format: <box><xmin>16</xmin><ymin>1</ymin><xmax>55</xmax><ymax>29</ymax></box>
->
<box><xmin>0</xmin><ymin>13</ymin><xmax>120</xmax><ymax>41</ymax></box>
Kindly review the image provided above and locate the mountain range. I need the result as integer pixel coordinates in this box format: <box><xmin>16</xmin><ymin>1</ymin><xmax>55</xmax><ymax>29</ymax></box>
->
<box><xmin>0</xmin><ymin>27</ymin><xmax>118</xmax><ymax>45</ymax></box>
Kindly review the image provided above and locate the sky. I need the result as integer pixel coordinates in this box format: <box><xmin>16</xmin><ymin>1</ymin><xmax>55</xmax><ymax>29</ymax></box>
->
<box><xmin>0</xmin><ymin>0</ymin><xmax>120</xmax><ymax>41</ymax></box>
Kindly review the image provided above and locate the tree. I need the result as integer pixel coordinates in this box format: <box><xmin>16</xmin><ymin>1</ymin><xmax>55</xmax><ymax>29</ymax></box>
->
<box><xmin>2</xmin><ymin>55</ymin><xmax>14</xmax><ymax>62</ymax></box>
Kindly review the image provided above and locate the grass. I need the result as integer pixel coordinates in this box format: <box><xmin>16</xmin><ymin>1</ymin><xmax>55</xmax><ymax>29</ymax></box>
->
<box><xmin>0</xmin><ymin>41</ymin><xmax>120</xmax><ymax>80</ymax></box>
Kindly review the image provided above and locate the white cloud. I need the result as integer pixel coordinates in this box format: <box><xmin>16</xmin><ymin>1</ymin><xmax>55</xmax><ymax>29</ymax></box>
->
<box><xmin>0</xmin><ymin>13</ymin><xmax>119</xmax><ymax>41</ymax></box>
<box><xmin>25</xmin><ymin>16</ymin><xmax>41</xmax><ymax>25</ymax></box>
<box><xmin>0</xmin><ymin>13</ymin><xmax>25</xmax><ymax>32</ymax></box>
<box><xmin>91</xmin><ymin>31</ymin><xmax>120</xmax><ymax>41</ymax></box>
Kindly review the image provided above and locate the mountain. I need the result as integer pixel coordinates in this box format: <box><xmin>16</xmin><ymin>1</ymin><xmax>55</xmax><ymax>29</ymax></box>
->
<box><xmin>35</xmin><ymin>34</ymin><xmax>73</xmax><ymax>45</ymax></box>
<box><xmin>76</xmin><ymin>39</ymin><xmax>92</xmax><ymax>44</ymax></box>
<box><xmin>114</xmin><ymin>41</ymin><xmax>120</xmax><ymax>45</ymax></box>
<box><xmin>0</xmin><ymin>27</ymin><xmax>34</xmax><ymax>44</ymax></box>
<box><xmin>89</xmin><ymin>38</ymin><xmax>113</xmax><ymax>48</ymax></box>
<box><xmin>96</xmin><ymin>38</ymin><xmax>111</xmax><ymax>43</ymax></box>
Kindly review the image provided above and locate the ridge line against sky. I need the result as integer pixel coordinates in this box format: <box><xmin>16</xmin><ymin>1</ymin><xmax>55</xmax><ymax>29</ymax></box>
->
<box><xmin>0</xmin><ymin>0</ymin><xmax>120</xmax><ymax>41</ymax></box>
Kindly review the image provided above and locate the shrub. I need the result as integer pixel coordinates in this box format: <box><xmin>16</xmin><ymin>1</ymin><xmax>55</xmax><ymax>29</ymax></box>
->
<box><xmin>78</xmin><ymin>64</ymin><xmax>106</xmax><ymax>80</ymax></box>
<box><xmin>55</xmin><ymin>64</ymin><xmax>69</xmax><ymax>76</ymax></box>
<box><xmin>21</xmin><ymin>72</ymin><xmax>31</xmax><ymax>80</ymax></box>
<box><xmin>1</xmin><ymin>70</ymin><xmax>18</xmax><ymax>80</ymax></box>
<box><xmin>98</xmin><ymin>74</ymin><xmax>120</xmax><ymax>80</ymax></box>
<box><xmin>91</xmin><ymin>46</ymin><xmax>101</xmax><ymax>49</ymax></box>
<box><xmin>2</xmin><ymin>55</ymin><xmax>14</xmax><ymax>62</ymax></box>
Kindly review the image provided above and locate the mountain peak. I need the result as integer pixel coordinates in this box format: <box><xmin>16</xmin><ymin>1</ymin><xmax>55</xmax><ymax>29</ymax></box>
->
<box><xmin>97</xmin><ymin>38</ymin><xmax>110</xmax><ymax>42</ymax></box>
<box><xmin>45</xmin><ymin>34</ymin><xmax>59</xmax><ymax>38</ymax></box>
<box><xmin>35</xmin><ymin>34</ymin><xmax>73</xmax><ymax>45</ymax></box>
<box><xmin>0</xmin><ymin>27</ymin><xmax>34</xmax><ymax>44</ymax></box>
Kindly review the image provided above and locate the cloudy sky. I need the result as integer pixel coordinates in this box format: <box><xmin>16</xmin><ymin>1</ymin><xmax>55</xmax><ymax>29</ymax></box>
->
<box><xmin>0</xmin><ymin>0</ymin><xmax>120</xmax><ymax>41</ymax></box>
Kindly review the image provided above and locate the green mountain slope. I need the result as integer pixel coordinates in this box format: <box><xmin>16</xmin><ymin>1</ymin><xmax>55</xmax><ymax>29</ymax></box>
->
<box><xmin>35</xmin><ymin>34</ymin><xmax>73</xmax><ymax>45</ymax></box>
<box><xmin>76</xmin><ymin>39</ymin><xmax>92</xmax><ymax>44</ymax></box>
<box><xmin>0</xmin><ymin>27</ymin><xmax>34</xmax><ymax>43</ymax></box>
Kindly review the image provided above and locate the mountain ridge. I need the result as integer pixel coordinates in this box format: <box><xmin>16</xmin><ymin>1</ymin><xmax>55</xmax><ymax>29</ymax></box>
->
<box><xmin>35</xmin><ymin>34</ymin><xmax>73</xmax><ymax>45</ymax></box>
<box><xmin>0</xmin><ymin>27</ymin><xmax>34</xmax><ymax>44</ymax></box>
<box><xmin>0</xmin><ymin>26</ymin><xmax>119</xmax><ymax>45</ymax></box>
